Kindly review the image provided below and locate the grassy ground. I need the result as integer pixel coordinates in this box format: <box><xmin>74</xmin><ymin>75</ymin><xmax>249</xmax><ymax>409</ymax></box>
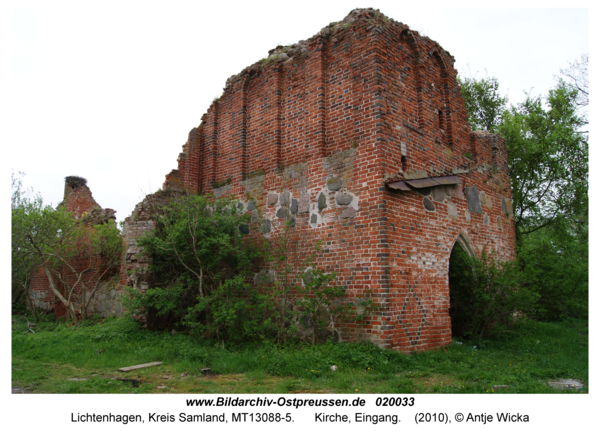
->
<box><xmin>11</xmin><ymin>315</ymin><xmax>588</xmax><ymax>394</ymax></box>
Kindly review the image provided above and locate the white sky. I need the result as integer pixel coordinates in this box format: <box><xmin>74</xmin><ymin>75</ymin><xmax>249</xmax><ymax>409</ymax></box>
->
<box><xmin>6</xmin><ymin>1</ymin><xmax>590</xmax><ymax>223</ymax></box>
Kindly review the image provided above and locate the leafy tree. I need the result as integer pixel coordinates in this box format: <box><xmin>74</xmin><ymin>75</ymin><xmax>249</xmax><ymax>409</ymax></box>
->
<box><xmin>11</xmin><ymin>171</ymin><xmax>43</xmax><ymax>319</ymax></box>
<box><xmin>265</xmin><ymin>220</ymin><xmax>354</xmax><ymax>345</ymax></box>
<box><xmin>499</xmin><ymin>83</ymin><xmax>588</xmax><ymax>239</ymax></box>
<box><xmin>297</xmin><ymin>266</ymin><xmax>348</xmax><ymax>345</ymax></box>
<box><xmin>518</xmin><ymin>219</ymin><xmax>588</xmax><ymax>321</ymax></box>
<box><xmin>459</xmin><ymin>62</ymin><xmax>588</xmax><ymax>241</ymax></box>
<box><xmin>127</xmin><ymin>195</ymin><xmax>367</xmax><ymax>344</ymax></box>
<box><xmin>12</xmin><ymin>175</ymin><xmax>122</xmax><ymax>324</ymax></box>
<box><xmin>265</xmin><ymin>219</ymin><xmax>301</xmax><ymax>344</ymax></box>
<box><xmin>502</xmin><ymin>84</ymin><xmax>589</xmax><ymax>320</ymax></box>
<box><xmin>458</xmin><ymin>73</ymin><xmax>507</xmax><ymax>132</ymax></box>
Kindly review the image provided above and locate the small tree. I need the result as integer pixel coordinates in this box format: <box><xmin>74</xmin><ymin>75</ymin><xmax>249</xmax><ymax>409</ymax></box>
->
<box><xmin>51</xmin><ymin>218</ymin><xmax>122</xmax><ymax>322</ymax></box>
<box><xmin>11</xmin><ymin>172</ymin><xmax>43</xmax><ymax>319</ymax></box>
<box><xmin>263</xmin><ymin>219</ymin><xmax>370</xmax><ymax>345</ymax></box>
<box><xmin>264</xmin><ymin>219</ymin><xmax>301</xmax><ymax>344</ymax></box>
<box><xmin>297</xmin><ymin>266</ymin><xmax>348</xmax><ymax>345</ymax></box>
<box><xmin>12</xmin><ymin>174</ymin><xmax>122</xmax><ymax>324</ymax></box>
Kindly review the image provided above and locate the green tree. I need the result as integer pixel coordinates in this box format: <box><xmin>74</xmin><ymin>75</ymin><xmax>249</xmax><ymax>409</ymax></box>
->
<box><xmin>265</xmin><ymin>220</ymin><xmax>354</xmax><ymax>345</ymax></box>
<box><xmin>518</xmin><ymin>219</ymin><xmax>588</xmax><ymax>321</ymax></box>
<box><xmin>297</xmin><ymin>266</ymin><xmax>348</xmax><ymax>345</ymax></box>
<box><xmin>458</xmin><ymin>59</ymin><xmax>588</xmax><ymax>322</ymax></box>
<box><xmin>503</xmin><ymin>85</ymin><xmax>589</xmax><ymax>320</ymax></box>
<box><xmin>459</xmin><ymin>65</ymin><xmax>588</xmax><ymax>241</ymax></box>
<box><xmin>128</xmin><ymin>195</ymin><xmax>365</xmax><ymax>344</ymax></box>
<box><xmin>499</xmin><ymin>83</ymin><xmax>588</xmax><ymax>239</ymax></box>
<box><xmin>458</xmin><ymin>73</ymin><xmax>507</xmax><ymax>132</ymax></box>
<box><xmin>11</xmin><ymin>172</ymin><xmax>43</xmax><ymax>319</ymax></box>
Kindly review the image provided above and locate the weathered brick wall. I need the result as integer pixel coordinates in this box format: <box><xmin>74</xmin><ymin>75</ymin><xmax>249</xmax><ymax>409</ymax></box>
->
<box><xmin>123</xmin><ymin>8</ymin><xmax>516</xmax><ymax>351</ymax></box>
<box><xmin>382</xmin><ymin>133</ymin><xmax>515</xmax><ymax>350</ymax></box>
<box><xmin>30</xmin><ymin>267</ymin><xmax>57</xmax><ymax>313</ymax></box>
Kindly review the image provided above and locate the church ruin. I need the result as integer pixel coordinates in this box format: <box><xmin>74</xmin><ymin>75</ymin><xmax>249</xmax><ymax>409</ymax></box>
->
<box><xmin>32</xmin><ymin>9</ymin><xmax>516</xmax><ymax>352</ymax></box>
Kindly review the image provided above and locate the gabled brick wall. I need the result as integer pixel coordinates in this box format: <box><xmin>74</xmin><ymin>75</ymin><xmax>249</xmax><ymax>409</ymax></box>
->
<box><xmin>122</xmin><ymin>8</ymin><xmax>516</xmax><ymax>351</ymax></box>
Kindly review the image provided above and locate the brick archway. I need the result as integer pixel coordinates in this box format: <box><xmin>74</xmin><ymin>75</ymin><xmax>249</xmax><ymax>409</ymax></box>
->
<box><xmin>448</xmin><ymin>233</ymin><xmax>476</xmax><ymax>337</ymax></box>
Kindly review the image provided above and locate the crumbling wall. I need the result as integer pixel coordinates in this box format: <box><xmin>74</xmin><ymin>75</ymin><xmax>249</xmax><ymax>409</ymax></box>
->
<box><xmin>121</xmin><ymin>190</ymin><xmax>181</xmax><ymax>293</ymax></box>
<box><xmin>29</xmin><ymin>177</ymin><xmax>125</xmax><ymax>318</ymax></box>
<box><xmin>122</xmin><ymin>8</ymin><xmax>516</xmax><ymax>351</ymax></box>
<box><xmin>61</xmin><ymin>176</ymin><xmax>100</xmax><ymax>218</ymax></box>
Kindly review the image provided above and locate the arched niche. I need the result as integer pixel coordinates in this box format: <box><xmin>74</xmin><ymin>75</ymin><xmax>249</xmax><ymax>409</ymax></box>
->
<box><xmin>400</xmin><ymin>30</ymin><xmax>424</xmax><ymax>130</ymax></box>
<box><xmin>431</xmin><ymin>51</ymin><xmax>454</xmax><ymax>147</ymax></box>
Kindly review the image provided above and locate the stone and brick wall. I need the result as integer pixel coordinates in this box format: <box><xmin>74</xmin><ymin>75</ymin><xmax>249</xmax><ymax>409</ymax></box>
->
<box><xmin>29</xmin><ymin>9</ymin><xmax>515</xmax><ymax>350</ymax></box>
<box><xmin>117</xmin><ymin>8</ymin><xmax>516</xmax><ymax>351</ymax></box>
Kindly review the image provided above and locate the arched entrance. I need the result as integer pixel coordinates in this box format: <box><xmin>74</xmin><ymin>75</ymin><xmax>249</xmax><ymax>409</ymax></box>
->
<box><xmin>448</xmin><ymin>234</ymin><xmax>475</xmax><ymax>338</ymax></box>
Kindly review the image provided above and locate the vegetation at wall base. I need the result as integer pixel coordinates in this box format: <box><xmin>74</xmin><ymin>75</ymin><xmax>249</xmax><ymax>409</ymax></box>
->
<box><xmin>448</xmin><ymin>247</ymin><xmax>539</xmax><ymax>339</ymax></box>
<box><xmin>123</xmin><ymin>195</ymin><xmax>368</xmax><ymax>345</ymax></box>
<box><xmin>12</xmin><ymin>315</ymin><xmax>588</xmax><ymax>394</ymax></box>
<box><xmin>123</xmin><ymin>193</ymin><xmax>268</xmax><ymax>341</ymax></box>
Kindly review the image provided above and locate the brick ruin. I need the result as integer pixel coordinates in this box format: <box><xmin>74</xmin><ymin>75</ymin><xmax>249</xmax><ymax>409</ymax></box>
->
<box><xmin>31</xmin><ymin>9</ymin><xmax>516</xmax><ymax>351</ymax></box>
<box><xmin>29</xmin><ymin>176</ymin><xmax>125</xmax><ymax>318</ymax></box>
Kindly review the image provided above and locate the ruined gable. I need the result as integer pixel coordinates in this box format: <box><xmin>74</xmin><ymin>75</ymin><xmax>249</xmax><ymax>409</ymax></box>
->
<box><xmin>118</xmin><ymin>8</ymin><xmax>517</xmax><ymax>352</ymax></box>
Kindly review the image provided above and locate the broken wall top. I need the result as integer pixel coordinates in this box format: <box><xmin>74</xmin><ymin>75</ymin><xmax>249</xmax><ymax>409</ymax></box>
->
<box><xmin>222</xmin><ymin>8</ymin><xmax>454</xmax><ymax>92</ymax></box>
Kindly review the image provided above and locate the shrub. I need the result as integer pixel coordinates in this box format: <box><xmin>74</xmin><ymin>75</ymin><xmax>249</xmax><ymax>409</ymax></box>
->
<box><xmin>448</xmin><ymin>248</ymin><xmax>538</xmax><ymax>338</ymax></box>
<box><xmin>123</xmin><ymin>194</ymin><xmax>268</xmax><ymax>341</ymax></box>
<box><xmin>125</xmin><ymin>195</ymin><xmax>371</xmax><ymax>345</ymax></box>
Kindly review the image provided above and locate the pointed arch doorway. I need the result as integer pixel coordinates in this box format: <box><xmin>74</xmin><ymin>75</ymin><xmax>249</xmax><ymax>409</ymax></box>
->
<box><xmin>448</xmin><ymin>234</ymin><xmax>476</xmax><ymax>338</ymax></box>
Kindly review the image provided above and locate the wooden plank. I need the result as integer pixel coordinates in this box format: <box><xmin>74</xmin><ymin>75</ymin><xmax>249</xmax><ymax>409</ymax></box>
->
<box><xmin>118</xmin><ymin>362</ymin><xmax>162</xmax><ymax>372</ymax></box>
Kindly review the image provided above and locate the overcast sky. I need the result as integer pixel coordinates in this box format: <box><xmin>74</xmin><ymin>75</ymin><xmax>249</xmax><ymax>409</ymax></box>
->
<box><xmin>7</xmin><ymin>1</ymin><xmax>590</xmax><ymax>223</ymax></box>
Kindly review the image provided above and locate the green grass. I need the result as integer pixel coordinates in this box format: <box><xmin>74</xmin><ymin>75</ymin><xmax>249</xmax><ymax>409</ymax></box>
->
<box><xmin>12</xmin><ymin>316</ymin><xmax>588</xmax><ymax>394</ymax></box>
